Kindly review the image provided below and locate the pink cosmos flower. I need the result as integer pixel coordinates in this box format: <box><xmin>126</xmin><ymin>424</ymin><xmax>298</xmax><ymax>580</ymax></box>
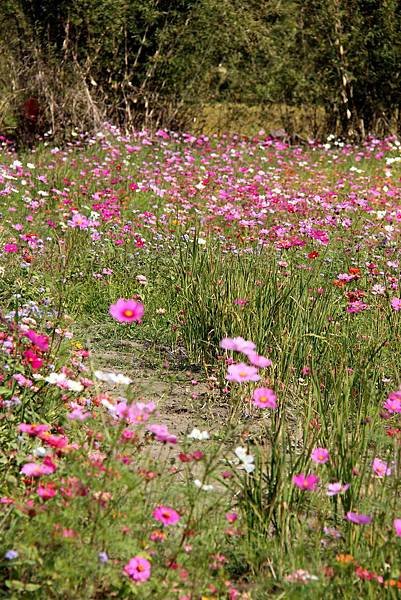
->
<box><xmin>346</xmin><ymin>512</ymin><xmax>372</xmax><ymax>525</ymax></box>
<box><xmin>226</xmin><ymin>512</ymin><xmax>238</xmax><ymax>523</ymax></box>
<box><xmin>18</xmin><ymin>423</ymin><xmax>50</xmax><ymax>436</ymax></box>
<box><xmin>292</xmin><ymin>473</ymin><xmax>319</xmax><ymax>491</ymax></box>
<box><xmin>123</xmin><ymin>556</ymin><xmax>151</xmax><ymax>582</ymax></box>
<box><xmin>246</xmin><ymin>351</ymin><xmax>272</xmax><ymax>368</ymax></box>
<box><xmin>24</xmin><ymin>330</ymin><xmax>49</xmax><ymax>352</ymax></box>
<box><xmin>372</xmin><ymin>457</ymin><xmax>391</xmax><ymax>478</ymax></box>
<box><xmin>4</xmin><ymin>243</ymin><xmax>18</xmax><ymax>253</ymax></box>
<box><xmin>67</xmin><ymin>403</ymin><xmax>91</xmax><ymax>421</ymax></box>
<box><xmin>393</xmin><ymin>519</ymin><xmax>401</xmax><ymax>537</ymax></box>
<box><xmin>20</xmin><ymin>461</ymin><xmax>56</xmax><ymax>477</ymax></box>
<box><xmin>148</xmin><ymin>424</ymin><xmax>177</xmax><ymax>444</ymax></box>
<box><xmin>311</xmin><ymin>447</ymin><xmax>330</xmax><ymax>464</ymax></box>
<box><xmin>383</xmin><ymin>390</ymin><xmax>401</xmax><ymax>413</ymax></box>
<box><xmin>252</xmin><ymin>387</ymin><xmax>277</xmax><ymax>409</ymax></box>
<box><xmin>152</xmin><ymin>505</ymin><xmax>181</xmax><ymax>526</ymax></box>
<box><xmin>23</xmin><ymin>349</ymin><xmax>43</xmax><ymax>370</ymax></box>
<box><xmin>391</xmin><ymin>298</ymin><xmax>401</xmax><ymax>311</ymax></box>
<box><xmin>219</xmin><ymin>337</ymin><xmax>256</xmax><ymax>353</ymax></box>
<box><xmin>326</xmin><ymin>482</ymin><xmax>350</xmax><ymax>496</ymax></box>
<box><xmin>226</xmin><ymin>363</ymin><xmax>260</xmax><ymax>383</ymax></box>
<box><xmin>37</xmin><ymin>482</ymin><xmax>57</xmax><ymax>500</ymax></box>
<box><xmin>346</xmin><ymin>301</ymin><xmax>368</xmax><ymax>313</ymax></box>
<box><xmin>109</xmin><ymin>299</ymin><xmax>144</xmax><ymax>323</ymax></box>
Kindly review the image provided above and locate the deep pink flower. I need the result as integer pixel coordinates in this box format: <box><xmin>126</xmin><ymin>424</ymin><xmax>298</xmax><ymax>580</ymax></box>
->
<box><xmin>152</xmin><ymin>505</ymin><xmax>181</xmax><ymax>526</ymax></box>
<box><xmin>4</xmin><ymin>243</ymin><xmax>18</xmax><ymax>253</ymax></box>
<box><xmin>292</xmin><ymin>473</ymin><xmax>319</xmax><ymax>491</ymax></box>
<box><xmin>23</xmin><ymin>349</ymin><xmax>43</xmax><ymax>370</ymax></box>
<box><xmin>372</xmin><ymin>457</ymin><xmax>391</xmax><ymax>478</ymax></box>
<box><xmin>226</xmin><ymin>512</ymin><xmax>238</xmax><ymax>523</ymax></box>
<box><xmin>226</xmin><ymin>363</ymin><xmax>260</xmax><ymax>383</ymax></box>
<box><xmin>252</xmin><ymin>387</ymin><xmax>277</xmax><ymax>409</ymax></box>
<box><xmin>148</xmin><ymin>424</ymin><xmax>177</xmax><ymax>444</ymax></box>
<box><xmin>346</xmin><ymin>512</ymin><xmax>372</xmax><ymax>525</ymax></box>
<box><xmin>24</xmin><ymin>330</ymin><xmax>49</xmax><ymax>352</ymax></box>
<box><xmin>384</xmin><ymin>390</ymin><xmax>401</xmax><ymax>413</ymax></box>
<box><xmin>219</xmin><ymin>337</ymin><xmax>256</xmax><ymax>353</ymax></box>
<box><xmin>109</xmin><ymin>299</ymin><xmax>144</xmax><ymax>323</ymax></box>
<box><xmin>311</xmin><ymin>447</ymin><xmax>330</xmax><ymax>464</ymax></box>
<box><xmin>124</xmin><ymin>556</ymin><xmax>151</xmax><ymax>582</ymax></box>
<box><xmin>393</xmin><ymin>519</ymin><xmax>401</xmax><ymax>537</ymax></box>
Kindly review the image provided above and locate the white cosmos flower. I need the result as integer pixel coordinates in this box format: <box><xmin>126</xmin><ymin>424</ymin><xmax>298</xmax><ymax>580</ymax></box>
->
<box><xmin>194</xmin><ymin>479</ymin><xmax>214</xmax><ymax>491</ymax></box>
<box><xmin>44</xmin><ymin>372</ymin><xmax>83</xmax><ymax>392</ymax></box>
<box><xmin>94</xmin><ymin>370</ymin><xmax>132</xmax><ymax>385</ymax></box>
<box><xmin>234</xmin><ymin>446</ymin><xmax>255</xmax><ymax>473</ymax></box>
<box><xmin>188</xmin><ymin>428</ymin><xmax>210</xmax><ymax>441</ymax></box>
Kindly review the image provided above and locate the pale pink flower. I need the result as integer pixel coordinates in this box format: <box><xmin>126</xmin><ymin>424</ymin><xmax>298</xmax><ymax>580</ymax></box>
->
<box><xmin>226</xmin><ymin>363</ymin><xmax>260</xmax><ymax>383</ymax></box>
<box><xmin>148</xmin><ymin>424</ymin><xmax>177</xmax><ymax>444</ymax></box>
<box><xmin>372</xmin><ymin>457</ymin><xmax>391</xmax><ymax>478</ymax></box>
<box><xmin>246</xmin><ymin>351</ymin><xmax>272</xmax><ymax>368</ymax></box>
<box><xmin>109</xmin><ymin>299</ymin><xmax>144</xmax><ymax>323</ymax></box>
<box><xmin>311</xmin><ymin>447</ymin><xmax>330</xmax><ymax>464</ymax></box>
<box><xmin>18</xmin><ymin>423</ymin><xmax>50</xmax><ymax>436</ymax></box>
<box><xmin>391</xmin><ymin>298</ymin><xmax>401</xmax><ymax>311</ymax></box>
<box><xmin>326</xmin><ymin>482</ymin><xmax>350</xmax><ymax>496</ymax></box>
<box><xmin>393</xmin><ymin>519</ymin><xmax>401</xmax><ymax>537</ymax></box>
<box><xmin>20</xmin><ymin>461</ymin><xmax>56</xmax><ymax>477</ymax></box>
<box><xmin>219</xmin><ymin>337</ymin><xmax>256</xmax><ymax>353</ymax></box>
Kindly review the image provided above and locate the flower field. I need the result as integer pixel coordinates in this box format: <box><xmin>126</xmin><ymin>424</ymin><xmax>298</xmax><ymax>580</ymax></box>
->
<box><xmin>1</xmin><ymin>126</ymin><xmax>401</xmax><ymax>598</ymax></box>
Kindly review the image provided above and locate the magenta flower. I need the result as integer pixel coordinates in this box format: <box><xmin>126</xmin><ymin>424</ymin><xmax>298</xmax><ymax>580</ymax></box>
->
<box><xmin>393</xmin><ymin>519</ymin><xmax>401</xmax><ymax>537</ymax></box>
<box><xmin>391</xmin><ymin>298</ymin><xmax>401</xmax><ymax>311</ymax></box>
<box><xmin>24</xmin><ymin>330</ymin><xmax>49</xmax><ymax>352</ymax></box>
<box><xmin>326</xmin><ymin>482</ymin><xmax>350</xmax><ymax>496</ymax></box>
<box><xmin>219</xmin><ymin>337</ymin><xmax>256</xmax><ymax>353</ymax></box>
<box><xmin>23</xmin><ymin>349</ymin><xmax>43</xmax><ymax>370</ymax></box>
<box><xmin>252</xmin><ymin>387</ymin><xmax>277</xmax><ymax>409</ymax></box>
<box><xmin>148</xmin><ymin>424</ymin><xmax>177</xmax><ymax>444</ymax></box>
<box><xmin>346</xmin><ymin>512</ymin><xmax>372</xmax><ymax>525</ymax></box>
<box><xmin>310</xmin><ymin>447</ymin><xmax>330</xmax><ymax>464</ymax></box>
<box><xmin>372</xmin><ymin>457</ymin><xmax>391</xmax><ymax>478</ymax></box>
<box><xmin>109</xmin><ymin>299</ymin><xmax>144</xmax><ymax>323</ymax></box>
<box><xmin>226</xmin><ymin>363</ymin><xmax>260</xmax><ymax>383</ymax></box>
<box><xmin>383</xmin><ymin>390</ymin><xmax>401</xmax><ymax>413</ymax></box>
<box><xmin>292</xmin><ymin>473</ymin><xmax>319</xmax><ymax>491</ymax></box>
<box><xmin>152</xmin><ymin>505</ymin><xmax>181</xmax><ymax>526</ymax></box>
<box><xmin>4</xmin><ymin>243</ymin><xmax>18</xmax><ymax>253</ymax></box>
<box><xmin>123</xmin><ymin>556</ymin><xmax>151</xmax><ymax>582</ymax></box>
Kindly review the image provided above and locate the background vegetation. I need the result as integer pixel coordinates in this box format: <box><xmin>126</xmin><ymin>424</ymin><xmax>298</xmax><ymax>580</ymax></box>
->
<box><xmin>1</xmin><ymin>0</ymin><xmax>401</xmax><ymax>143</ymax></box>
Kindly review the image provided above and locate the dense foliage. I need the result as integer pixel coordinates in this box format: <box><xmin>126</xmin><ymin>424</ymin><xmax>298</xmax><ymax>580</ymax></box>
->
<box><xmin>1</xmin><ymin>0</ymin><xmax>401</xmax><ymax>141</ymax></box>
